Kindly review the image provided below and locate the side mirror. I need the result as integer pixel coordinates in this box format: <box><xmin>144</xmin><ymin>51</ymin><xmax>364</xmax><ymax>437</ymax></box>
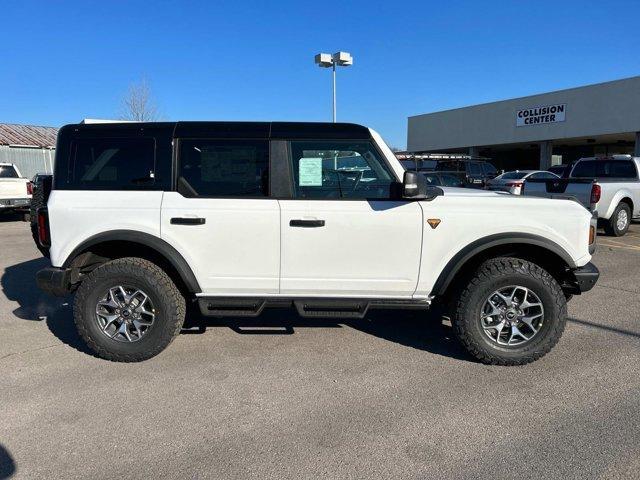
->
<box><xmin>402</xmin><ymin>171</ymin><xmax>443</xmax><ymax>200</ymax></box>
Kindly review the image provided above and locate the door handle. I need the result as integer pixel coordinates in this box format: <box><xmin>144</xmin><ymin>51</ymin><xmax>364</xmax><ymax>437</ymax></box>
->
<box><xmin>289</xmin><ymin>219</ymin><xmax>325</xmax><ymax>228</ymax></box>
<box><xmin>170</xmin><ymin>217</ymin><xmax>206</xmax><ymax>225</ymax></box>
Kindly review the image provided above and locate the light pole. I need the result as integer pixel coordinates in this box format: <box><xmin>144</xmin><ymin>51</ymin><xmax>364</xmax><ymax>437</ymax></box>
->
<box><xmin>314</xmin><ymin>51</ymin><xmax>353</xmax><ymax>122</ymax></box>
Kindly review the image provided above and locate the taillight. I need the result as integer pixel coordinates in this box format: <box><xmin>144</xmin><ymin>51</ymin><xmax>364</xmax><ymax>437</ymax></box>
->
<box><xmin>27</xmin><ymin>182</ymin><xmax>33</xmax><ymax>195</ymax></box>
<box><xmin>591</xmin><ymin>183</ymin><xmax>601</xmax><ymax>204</ymax></box>
<box><xmin>506</xmin><ymin>182</ymin><xmax>524</xmax><ymax>188</ymax></box>
<box><xmin>37</xmin><ymin>209</ymin><xmax>50</xmax><ymax>247</ymax></box>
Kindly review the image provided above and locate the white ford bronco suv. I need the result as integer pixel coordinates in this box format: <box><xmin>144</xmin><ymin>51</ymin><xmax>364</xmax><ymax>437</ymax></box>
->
<box><xmin>36</xmin><ymin>121</ymin><xmax>599</xmax><ymax>365</ymax></box>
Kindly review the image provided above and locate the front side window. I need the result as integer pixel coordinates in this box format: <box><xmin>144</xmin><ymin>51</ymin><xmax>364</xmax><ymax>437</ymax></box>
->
<box><xmin>289</xmin><ymin>140</ymin><xmax>395</xmax><ymax>199</ymax></box>
<box><xmin>178</xmin><ymin>139</ymin><xmax>268</xmax><ymax>197</ymax></box>
<box><xmin>0</xmin><ymin>165</ymin><xmax>19</xmax><ymax>178</ymax></box>
<box><xmin>68</xmin><ymin>138</ymin><xmax>155</xmax><ymax>189</ymax></box>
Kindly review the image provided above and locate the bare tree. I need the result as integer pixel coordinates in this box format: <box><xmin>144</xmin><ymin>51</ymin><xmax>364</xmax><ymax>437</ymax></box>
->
<box><xmin>120</xmin><ymin>78</ymin><xmax>159</xmax><ymax>121</ymax></box>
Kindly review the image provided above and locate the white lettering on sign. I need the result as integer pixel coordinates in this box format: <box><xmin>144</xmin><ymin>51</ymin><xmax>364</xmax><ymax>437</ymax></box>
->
<box><xmin>516</xmin><ymin>104</ymin><xmax>566</xmax><ymax>127</ymax></box>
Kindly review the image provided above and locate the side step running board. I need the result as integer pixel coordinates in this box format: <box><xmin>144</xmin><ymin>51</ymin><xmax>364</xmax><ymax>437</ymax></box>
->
<box><xmin>198</xmin><ymin>298</ymin><xmax>266</xmax><ymax>317</ymax></box>
<box><xmin>294</xmin><ymin>300</ymin><xmax>368</xmax><ymax>319</ymax></box>
<box><xmin>196</xmin><ymin>297</ymin><xmax>431</xmax><ymax>319</ymax></box>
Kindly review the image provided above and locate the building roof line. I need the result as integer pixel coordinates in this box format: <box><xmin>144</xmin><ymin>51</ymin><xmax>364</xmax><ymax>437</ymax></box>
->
<box><xmin>408</xmin><ymin>75</ymin><xmax>640</xmax><ymax>119</ymax></box>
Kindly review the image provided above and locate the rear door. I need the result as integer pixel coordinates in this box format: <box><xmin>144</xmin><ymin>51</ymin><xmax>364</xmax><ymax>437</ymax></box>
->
<box><xmin>161</xmin><ymin>137</ymin><xmax>280</xmax><ymax>295</ymax></box>
<box><xmin>279</xmin><ymin>139</ymin><xmax>423</xmax><ymax>298</ymax></box>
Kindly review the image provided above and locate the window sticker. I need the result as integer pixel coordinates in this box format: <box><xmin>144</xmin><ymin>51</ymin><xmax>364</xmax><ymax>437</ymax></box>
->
<box><xmin>299</xmin><ymin>157</ymin><xmax>323</xmax><ymax>186</ymax></box>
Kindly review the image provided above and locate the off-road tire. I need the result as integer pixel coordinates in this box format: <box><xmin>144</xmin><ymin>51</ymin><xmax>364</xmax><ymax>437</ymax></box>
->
<box><xmin>450</xmin><ymin>257</ymin><xmax>567</xmax><ymax>366</ymax></box>
<box><xmin>29</xmin><ymin>176</ymin><xmax>51</xmax><ymax>257</ymax></box>
<box><xmin>73</xmin><ymin>257</ymin><xmax>186</xmax><ymax>362</ymax></box>
<box><xmin>604</xmin><ymin>202</ymin><xmax>631</xmax><ymax>237</ymax></box>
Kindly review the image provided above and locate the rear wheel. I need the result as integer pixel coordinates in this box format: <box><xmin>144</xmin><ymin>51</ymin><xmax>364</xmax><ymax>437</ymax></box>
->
<box><xmin>74</xmin><ymin>257</ymin><xmax>186</xmax><ymax>362</ymax></box>
<box><xmin>604</xmin><ymin>202</ymin><xmax>631</xmax><ymax>237</ymax></box>
<box><xmin>450</xmin><ymin>257</ymin><xmax>567</xmax><ymax>366</ymax></box>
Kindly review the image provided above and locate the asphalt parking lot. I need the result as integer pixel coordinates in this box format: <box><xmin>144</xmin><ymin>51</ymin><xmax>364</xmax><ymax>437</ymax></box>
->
<box><xmin>0</xmin><ymin>215</ymin><xmax>638</xmax><ymax>479</ymax></box>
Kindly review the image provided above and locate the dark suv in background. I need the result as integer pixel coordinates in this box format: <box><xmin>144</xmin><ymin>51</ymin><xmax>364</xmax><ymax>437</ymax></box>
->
<box><xmin>434</xmin><ymin>160</ymin><xmax>498</xmax><ymax>187</ymax></box>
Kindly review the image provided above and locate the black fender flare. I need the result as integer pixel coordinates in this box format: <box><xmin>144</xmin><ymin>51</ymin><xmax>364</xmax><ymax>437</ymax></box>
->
<box><xmin>62</xmin><ymin>230</ymin><xmax>201</xmax><ymax>293</ymax></box>
<box><xmin>431</xmin><ymin>233</ymin><xmax>577</xmax><ymax>296</ymax></box>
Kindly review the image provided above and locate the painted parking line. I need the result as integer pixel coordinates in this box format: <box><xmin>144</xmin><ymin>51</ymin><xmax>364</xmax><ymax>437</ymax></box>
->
<box><xmin>597</xmin><ymin>240</ymin><xmax>640</xmax><ymax>252</ymax></box>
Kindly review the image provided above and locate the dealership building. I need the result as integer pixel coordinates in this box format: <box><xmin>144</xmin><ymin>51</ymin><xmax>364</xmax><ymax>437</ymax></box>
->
<box><xmin>407</xmin><ymin>76</ymin><xmax>640</xmax><ymax>170</ymax></box>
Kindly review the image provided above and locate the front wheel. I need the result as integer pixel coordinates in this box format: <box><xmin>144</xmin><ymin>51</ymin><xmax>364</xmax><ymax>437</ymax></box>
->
<box><xmin>450</xmin><ymin>257</ymin><xmax>567</xmax><ymax>366</ymax></box>
<box><xmin>74</xmin><ymin>257</ymin><xmax>186</xmax><ymax>362</ymax></box>
<box><xmin>604</xmin><ymin>202</ymin><xmax>631</xmax><ymax>237</ymax></box>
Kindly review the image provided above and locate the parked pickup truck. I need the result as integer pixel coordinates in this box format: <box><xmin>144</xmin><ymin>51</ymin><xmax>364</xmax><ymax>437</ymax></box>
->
<box><xmin>0</xmin><ymin>163</ymin><xmax>32</xmax><ymax>215</ymax></box>
<box><xmin>522</xmin><ymin>155</ymin><xmax>640</xmax><ymax>236</ymax></box>
<box><xmin>35</xmin><ymin>121</ymin><xmax>599</xmax><ymax>365</ymax></box>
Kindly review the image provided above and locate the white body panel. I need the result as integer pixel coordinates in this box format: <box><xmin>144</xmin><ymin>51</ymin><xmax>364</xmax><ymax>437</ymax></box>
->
<box><xmin>161</xmin><ymin>192</ymin><xmax>280</xmax><ymax>295</ymax></box>
<box><xmin>414</xmin><ymin>188</ymin><xmax>593</xmax><ymax>297</ymax></box>
<box><xmin>48</xmin><ymin>191</ymin><xmax>164</xmax><ymax>267</ymax></box>
<box><xmin>279</xmin><ymin>200</ymin><xmax>422</xmax><ymax>297</ymax></box>
<box><xmin>0</xmin><ymin>164</ymin><xmax>31</xmax><ymax>205</ymax></box>
<box><xmin>596</xmin><ymin>182</ymin><xmax>640</xmax><ymax>219</ymax></box>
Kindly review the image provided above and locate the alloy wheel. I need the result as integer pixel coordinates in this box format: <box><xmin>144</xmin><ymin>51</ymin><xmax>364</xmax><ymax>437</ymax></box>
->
<box><xmin>95</xmin><ymin>285</ymin><xmax>155</xmax><ymax>342</ymax></box>
<box><xmin>480</xmin><ymin>285</ymin><xmax>544</xmax><ymax>346</ymax></box>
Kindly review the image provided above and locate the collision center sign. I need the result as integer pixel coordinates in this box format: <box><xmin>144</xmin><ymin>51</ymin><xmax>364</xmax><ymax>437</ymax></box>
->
<box><xmin>516</xmin><ymin>103</ymin><xmax>566</xmax><ymax>127</ymax></box>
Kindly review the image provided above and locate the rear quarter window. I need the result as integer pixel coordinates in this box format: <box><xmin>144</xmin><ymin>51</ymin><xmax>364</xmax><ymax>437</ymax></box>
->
<box><xmin>61</xmin><ymin>137</ymin><xmax>157</xmax><ymax>190</ymax></box>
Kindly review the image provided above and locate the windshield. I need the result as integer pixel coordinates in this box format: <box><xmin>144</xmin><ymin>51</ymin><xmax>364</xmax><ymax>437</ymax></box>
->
<box><xmin>0</xmin><ymin>165</ymin><xmax>19</xmax><ymax>178</ymax></box>
<box><xmin>498</xmin><ymin>171</ymin><xmax>527</xmax><ymax>180</ymax></box>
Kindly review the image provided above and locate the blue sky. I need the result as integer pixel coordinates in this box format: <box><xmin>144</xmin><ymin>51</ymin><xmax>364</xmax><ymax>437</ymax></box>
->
<box><xmin>2</xmin><ymin>0</ymin><xmax>639</xmax><ymax>148</ymax></box>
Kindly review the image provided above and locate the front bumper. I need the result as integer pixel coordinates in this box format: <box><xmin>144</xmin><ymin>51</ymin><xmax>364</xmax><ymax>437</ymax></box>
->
<box><xmin>36</xmin><ymin>267</ymin><xmax>72</xmax><ymax>297</ymax></box>
<box><xmin>570</xmin><ymin>262</ymin><xmax>600</xmax><ymax>294</ymax></box>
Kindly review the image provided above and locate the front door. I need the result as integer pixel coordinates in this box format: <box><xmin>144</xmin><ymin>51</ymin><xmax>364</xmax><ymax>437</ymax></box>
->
<box><xmin>279</xmin><ymin>139</ymin><xmax>423</xmax><ymax>297</ymax></box>
<box><xmin>161</xmin><ymin>138</ymin><xmax>280</xmax><ymax>295</ymax></box>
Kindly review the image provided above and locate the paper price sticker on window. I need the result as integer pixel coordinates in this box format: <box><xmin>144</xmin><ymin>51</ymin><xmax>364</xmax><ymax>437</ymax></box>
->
<box><xmin>299</xmin><ymin>158</ymin><xmax>323</xmax><ymax>186</ymax></box>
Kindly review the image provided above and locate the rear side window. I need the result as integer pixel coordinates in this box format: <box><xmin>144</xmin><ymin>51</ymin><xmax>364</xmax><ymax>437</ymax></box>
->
<box><xmin>0</xmin><ymin>165</ymin><xmax>19</xmax><ymax>178</ymax></box>
<box><xmin>177</xmin><ymin>139</ymin><xmax>269</xmax><ymax>197</ymax></box>
<box><xmin>66</xmin><ymin>138</ymin><xmax>156</xmax><ymax>189</ymax></box>
<box><xmin>400</xmin><ymin>160</ymin><xmax>416</xmax><ymax>170</ymax></box>
<box><xmin>439</xmin><ymin>173</ymin><xmax>465</xmax><ymax>187</ymax></box>
<box><xmin>572</xmin><ymin>160</ymin><xmax>637</xmax><ymax>179</ymax></box>
<box><xmin>435</xmin><ymin>161</ymin><xmax>461</xmax><ymax>172</ymax></box>
<box><xmin>468</xmin><ymin>163</ymin><xmax>482</xmax><ymax>175</ymax></box>
<box><xmin>483</xmin><ymin>163</ymin><xmax>497</xmax><ymax>176</ymax></box>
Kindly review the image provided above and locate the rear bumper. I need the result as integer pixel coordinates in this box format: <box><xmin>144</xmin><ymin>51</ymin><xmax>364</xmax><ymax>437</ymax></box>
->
<box><xmin>570</xmin><ymin>262</ymin><xmax>599</xmax><ymax>294</ymax></box>
<box><xmin>0</xmin><ymin>198</ymin><xmax>30</xmax><ymax>209</ymax></box>
<box><xmin>36</xmin><ymin>267</ymin><xmax>72</xmax><ymax>297</ymax></box>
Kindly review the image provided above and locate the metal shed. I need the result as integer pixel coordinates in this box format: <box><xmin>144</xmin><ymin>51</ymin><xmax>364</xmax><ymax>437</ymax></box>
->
<box><xmin>0</xmin><ymin>123</ymin><xmax>58</xmax><ymax>179</ymax></box>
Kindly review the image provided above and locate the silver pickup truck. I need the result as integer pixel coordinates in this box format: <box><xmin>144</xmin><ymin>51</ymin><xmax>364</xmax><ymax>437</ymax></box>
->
<box><xmin>522</xmin><ymin>155</ymin><xmax>640</xmax><ymax>236</ymax></box>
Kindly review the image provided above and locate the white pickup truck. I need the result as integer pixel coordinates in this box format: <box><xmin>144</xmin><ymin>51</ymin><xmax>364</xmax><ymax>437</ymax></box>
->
<box><xmin>522</xmin><ymin>155</ymin><xmax>640</xmax><ymax>236</ymax></box>
<box><xmin>0</xmin><ymin>163</ymin><xmax>32</xmax><ymax>215</ymax></box>
<box><xmin>35</xmin><ymin>121</ymin><xmax>599</xmax><ymax>365</ymax></box>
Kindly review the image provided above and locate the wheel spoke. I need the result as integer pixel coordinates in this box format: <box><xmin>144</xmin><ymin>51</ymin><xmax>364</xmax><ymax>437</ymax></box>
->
<box><xmin>494</xmin><ymin>291</ymin><xmax>512</xmax><ymax>306</ymax></box>
<box><xmin>482</xmin><ymin>299</ymin><xmax>503</xmax><ymax>319</ymax></box>
<box><xmin>100</xmin><ymin>314</ymin><xmax>119</xmax><ymax>331</ymax></box>
<box><xmin>483</xmin><ymin>319</ymin><xmax>505</xmax><ymax>331</ymax></box>
<box><xmin>132</xmin><ymin>320</ymin><xmax>144</xmax><ymax>338</ymax></box>
<box><xmin>508</xmin><ymin>324</ymin><xmax>529</xmax><ymax>344</ymax></box>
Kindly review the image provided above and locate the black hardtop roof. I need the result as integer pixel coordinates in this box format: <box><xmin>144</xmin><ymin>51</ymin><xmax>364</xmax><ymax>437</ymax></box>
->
<box><xmin>59</xmin><ymin>121</ymin><xmax>371</xmax><ymax>140</ymax></box>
